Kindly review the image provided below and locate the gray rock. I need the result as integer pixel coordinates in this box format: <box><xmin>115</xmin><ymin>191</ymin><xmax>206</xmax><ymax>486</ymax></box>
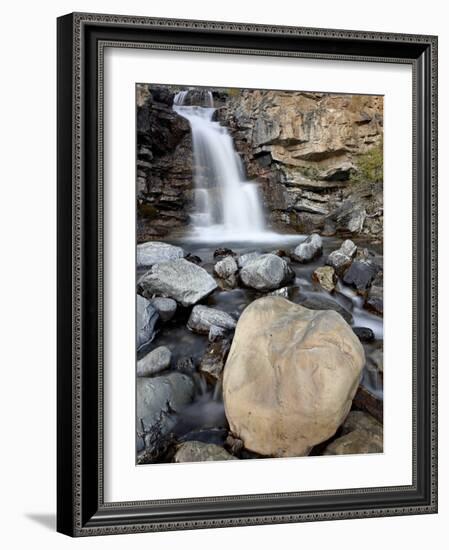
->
<box><xmin>353</xmin><ymin>327</ymin><xmax>375</xmax><ymax>342</ymax></box>
<box><xmin>137</xmin><ymin>241</ymin><xmax>184</xmax><ymax>266</ymax></box>
<box><xmin>137</xmin><ymin>372</ymin><xmax>195</xmax><ymax>452</ymax></box>
<box><xmin>323</xmin><ymin>410</ymin><xmax>383</xmax><ymax>455</ymax></box>
<box><xmin>341</xmin><ymin>410</ymin><xmax>383</xmax><ymax>437</ymax></box>
<box><xmin>136</xmin><ymin>295</ymin><xmax>159</xmax><ymax>350</ymax></box>
<box><xmin>237</xmin><ymin>252</ymin><xmax>260</xmax><ymax>268</ymax></box>
<box><xmin>297</xmin><ymin>294</ymin><xmax>353</xmax><ymax>324</ymax></box>
<box><xmin>138</xmin><ymin>259</ymin><xmax>218</xmax><ymax>307</ymax></box>
<box><xmin>187</xmin><ymin>305</ymin><xmax>236</xmax><ymax>335</ymax></box>
<box><xmin>269</xmin><ymin>286</ymin><xmax>290</xmax><ymax>299</ymax></box>
<box><xmin>343</xmin><ymin>260</ymin><xmax>380</xmax><ymax>292</ymax></box>
<box><xmin>199</xmin><ymin>339</ymin><xmax>231</xmax><ymax>380</ymax></box>
<box><xmin>365</xmin><ymin>271</ymin><xmax>383</xmax><ymax>315</ymax></box>
<box><xmin>323</xmin><ymin>428</ymin><xmax>382</xmax><ymax>455</ymax></box>
<box><xmin>292</xmin><ymin>234</ymin><xmax>323</xmax><ymax>263</ymax></box>
<box><xmin>173</xmin><ymin>441</ymin><xmax>237</xmax><ymax>463</ymax></box>
<box><xmin>150</xmin><ymin>297</ymin><xmax>177</xmax><ymax>322</ymax></box>
<box><xmin>208</xmin><ymin>325</ymin><xmax>228</xmax><ymax>342</ymax></box>
<box><xmin>240</xmin><ymin>254</ymin><xmax>294</xmax><ymax>291</ymax></box>
<box><xmin>326</xmin><ymin>239</ymin><xmax>357</xmax><ymax>274</ymax></box>
<box><xmin>137</xmin><ymin>346</ymin><xmax>172</xmax><ymax>376</ymax></box>
<box><xmin>214</xmin><ymin>256</ymin><xmax>238</xmax><ymax>279</ymax></box>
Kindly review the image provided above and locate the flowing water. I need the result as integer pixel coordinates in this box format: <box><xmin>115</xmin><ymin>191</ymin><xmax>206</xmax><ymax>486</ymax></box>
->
<box><xmin>138</xmin><ymin>236</ymin><xmax>384</xmax><ymax>446</ymax></box>
<box><xmin>173</xmin><ymin>90</ymin><xmax>276</xmax><ymax>242</ymax></box>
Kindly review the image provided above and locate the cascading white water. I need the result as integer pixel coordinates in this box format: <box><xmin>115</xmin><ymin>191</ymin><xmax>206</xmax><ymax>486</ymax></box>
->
<box><xmin>173</xmin><ymin>90</ymin><xmax>267</xmax><ymax>241</ymax></box>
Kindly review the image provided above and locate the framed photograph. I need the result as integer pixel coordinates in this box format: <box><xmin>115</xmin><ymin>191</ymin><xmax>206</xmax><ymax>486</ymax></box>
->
<box><xmin>57</xmin><ymin>12</ymin><xmax>438</xmax><ymax>536</ymax></box>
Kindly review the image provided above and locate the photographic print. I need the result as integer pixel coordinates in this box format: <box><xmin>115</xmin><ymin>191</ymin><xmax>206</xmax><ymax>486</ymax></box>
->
<box><xmin>136</xmin><ymin>84</ymin><xmax>384</xmax><ymax>465</ymax></box>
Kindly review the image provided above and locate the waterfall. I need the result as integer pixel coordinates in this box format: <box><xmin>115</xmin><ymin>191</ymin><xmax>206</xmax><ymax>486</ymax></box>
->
<box><xmin>173</xmin><ymin>90</ymin><xmax>267</xmax><ymax>241</ymax></box>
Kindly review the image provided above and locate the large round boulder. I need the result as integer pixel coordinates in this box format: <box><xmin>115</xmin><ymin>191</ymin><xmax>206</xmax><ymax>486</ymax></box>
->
<box><xmin>239</xmin><ymin>254</ymin><xmax>294</xmax><ymax>291</ymax></box>
<box><xmin>223</xmin><ymin>296</ymin><xmax>365</xmax><ymax>457</ymax></box>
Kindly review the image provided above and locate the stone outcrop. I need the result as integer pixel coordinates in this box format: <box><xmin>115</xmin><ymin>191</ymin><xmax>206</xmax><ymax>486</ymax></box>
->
<box><xmin>217</xmin><ymin>90</ymin><xmax>383</xmax><ymax>238</ymax></box>
<box><xmin>136</xmin><ymin>85</ymin><xmax>383</xmax><ymax>240</ymax></box>
<box><xmin>223</xmin><ymin>296</ymin><xmax>365</xmax><ymax>457</ymax></box>
<box><xmin>136</xmin><ymin>85</ymin><xmax>193</xmax><ymax>241</ymax></box>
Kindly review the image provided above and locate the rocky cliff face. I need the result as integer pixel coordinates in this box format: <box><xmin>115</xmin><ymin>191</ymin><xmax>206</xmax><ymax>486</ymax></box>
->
<box><xmin>136</xmin><ymin>85</ymin><xmax>383</xmax><ymax>240</ymax></box>
<box><xmin>136</xmin><ymin>84</ymin><xmax>193</xmax><ymax>241</ymax></box>
<box><xmin>217</xmin><ymin>90</ymin><xmax>383</xmax><ymax>238</ymax></box>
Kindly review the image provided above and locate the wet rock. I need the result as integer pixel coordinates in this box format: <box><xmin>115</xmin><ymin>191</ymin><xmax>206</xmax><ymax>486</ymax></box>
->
<box><xmin>353</xmin><ymin>385</ymin><xmax>383</xmax><ymax>422</ymax></box>
<box><xmin>187</xmin><ymin>305</ymin><xmax>236</xmax><ymax>335</ymax></box>
<box><xmin>137</xmin><ymin>346</ymin><xmax>171</xmax><ymax>376</ymax></box>
<box><xmin>312</xmin><ymin>266</ymin><xmax>336</xmax><ymax>292</ymax></box>
<box><xmin>223</xmin><ymin>296</ymin><xmax>365</xmax><ymax>457</ymax></box>
<box><xmin>199</xmin><ymin>339</ymin><xmax>231</xmax><ymax>381</ymax></box>
<box><xmin>368</xmin><ymin>347</ymin><xmax>384</xmax><ymax>374</ymax></box>
<box><xmin>214</xmin><ymin>255</ymin><xmax>239</xmax><ymax>288</ymax></box>
<box><xmin>343</xmin><ymin>260</ymin><xmax>380</xmax><ymax>292</ymax></box>
<box><xmin>269</xmin><ymin>286</ymin><xmax>290</xmax><ymax>299</ymax></box>
<box><xmin>208</xmin><ymin>325</ymin><xmax>228</xmax><ymax>342</ymax></box>
<box><xmin>323</xmin><ymin>427</ymin><xmax>382</xmax><ymax>455</ymax></box>
<box><xmin>325</xmin><ymin>200</ymin><xmax>366</xmax><ymax>235</ymax></box>
<box><xmin>365</xmin><ymin>270</ymin><xmax>383</xmax><ymax>315</ymax></box>
<box><xmin>175</xmin><ymin>357</ymin><xmax>196</xmax><ymax>375</ymax></box>
<box><xmin>225</xmin><ymin>434</ymin><xmax>244</xmax><ymax>455</ymax></box>
<box><xmin>150</xmin><ymin>297</ymin><xmax>177</xmax><ymax>322</ymax></box>
<box><xmin>292</xmin><ymin>233</ymin><xmax>323</xmax><ymax>263</ymax></box>
<box><xmin>213</xmin><ymin>247</ymin><xmax>236</xmax><ymax>259</ymax></box>
<box><xmin>138</xmin><ymin>259</ymin><xmax>218</xmax><ymax>307</ymax></box>
<box><xmin>296</xmin><ymin>294</ymin><xmax>353</xmax><ymax>324</ymax></box>
<box><xmin>173</xmin><ymin>441</ymin><xmax>237</xmax><ymax>462</ymax></box>
<box><xmin>341</xmin><ymin>410</ymin><xmax>382</xmax><ymax>437</ymax></box>
<box><xmin>137</xmin><ymin>373</ymin><xmax>195</xmax><ymax>452</ymax></box>
<box><xmin>137</xmin><ymin>241</ymin><xmax>184</xmax><ymax>266</ymax></box>
<box><xmin>237</xmin><ymin>251</ymin><xmax>260</xmax><ymax>268</ymax></box>
<box><xmin>240</xmin><ymin>254</ymin><xmax>294</xmax><ymax>291</ymax></box>
<box><xmin>353</xmin><ymin>327</ymin><xmax>375</xmax><ymax>342</ymax></box>
<box><xmin>136</xmin><ymin>295</ymin><xmax>159</xmax><ymax>349</ymax></box>
<box><xmin>185</xmin><ymin>253</ymin><xmax>202</xmax><ymax>265</ymax></box>
<box><xmin>326</xmin><ymin>239</ymin><xmax>357</xmax><ymax>274</ymax></box>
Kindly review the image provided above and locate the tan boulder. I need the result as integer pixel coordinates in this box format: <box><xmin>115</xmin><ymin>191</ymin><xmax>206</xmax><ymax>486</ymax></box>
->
<box><xmin>223</xmin><ymin>296</ymin><xmax>364</xmax><ymax>457</ymax></box>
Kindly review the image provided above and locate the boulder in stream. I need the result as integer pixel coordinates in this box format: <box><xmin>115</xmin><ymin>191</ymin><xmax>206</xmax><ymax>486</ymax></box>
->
<box><xmin>292</xmin><ymin>233</ymin><xmax>323</xmax><ymax>263</ymax></box>
<box><xmin>136</xmin><ymin>295</ymin><xmax>159</xmax><ymax>349</ymax></box>
<box><xmin>173</xmin><ymin>441</ymin><xmax>237</xmax><ymax>462</ymax></box>
<box><xmin>137</xmin><ymin>241</ymin><xmax>184</xmax><ymax>266</ymax></box>
<box><xmin>223</xmin><ymin>296</ymin><xmax>365</xmax><ymax>457</ymax></box>
<box><xmin>137</xmin><ymin>346</ymin><xmax>172</xmax><ymax>376</ymax></box>
<box><xmin>240</xmin><ymin>253</ymin><xmax>294</xmax><ymax>291</ymax></box>
<box><xmin>138</xmin><ymin>259</ymin><xmax>218</xmax><ymax>307</ymax></box>
<box><xmin>326</xmin><ymin>239</ymin><xmax>357</xmax><ymax>274</ymax></box>
<box><xmin>187</xmin><ymin>305</ymin><xmax>236</xmax><ymax>335</ymax></box>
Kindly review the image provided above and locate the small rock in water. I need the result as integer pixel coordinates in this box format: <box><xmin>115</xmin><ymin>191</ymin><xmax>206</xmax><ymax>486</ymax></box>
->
<box><xmin>323</xmin><ymin>426</ymin><xmax>382</xmax><ymax>455</ymax></box>
<box><xmin>343</xmin><ymin>260</ymin><xmax>380</xmax><ymax>292</ymax></box>
<box><xmin>213</xmin><ymin>247</ymin><xmax>236</xmax><ymax>259</ymax></box>
<box><xmin>353</xmin><ymin>327</ymin><xmax>375</xmax><ymax>342</ymax></box>
<box><xmin>297</xmin><ymin>294</ymin><xmax>353</xmax><ymax>324</ymax></box>
<box><xmin>137</xmin><ymin>373</ymin><xmax>195</xmax><ymax>454</ymax></box>
<box><xmin>200</xmin><ymin>339</ymin><xmax>231</xmax><ymax>381</ymax></box>
<box><xmin>208</xmin><ymin>325</ymin><xmax>227</xmax><ymax>342</ymax></box>
<box><xmin>312</xmin><ymin>266</ymin><xmax>336</xmax><ymax>292</ymax></box>
<box><xmin>136</xmin><ymin>295</ymin><xmax>159</xmax><ymax>349</ymax></box>
<box><xmin>150</xmin><ymin>297</ymin><xmax>177</xmax><ymax>322</ymax></box>
<box><xmin>214</xmin><ymin>255</ymin><xmax>238</xmax><ymax>279</ymax></box>
<box><xmin>137</xmin><ymin>346</ymin><xmax>172</xmax><ymax>376</ymax></box>
<box><xmin>225</xmin><ymin>434</ymin><xmax>244</xmax><ymax>455</ymax></box>
<box><xmin>187</xmin><ymin>305</ymin><xmax>237</xmax><ymax>335</ymax></box>
<box><xmin>173</xmin><ymin>441</ymin><xmax>237</xmax><ymax>462</ymax></box>
<box><xmin>240</xmin><ymin>254</ymin><xmax>294</xmax><ymax>291</ymax></box>
<box><xmin>137</xmin><ymin>241</ymin><xmax>184</xmax><ymax>266</ymax></box>
<box><xmin>269</xmin><ymin>286</ymin><xmax>290</xmax><ymax>299</ymax></box>
<box><xmin>185</xmin><ymin>253</ymin><xmax>202</xmax><ymax>265</ymax></box>
<box><xmin>365</xmin><ymin>270</ymin><xmax>383</xmax><ymax>315</ymax></box>
<box><xmin>175</xmin><ymin>357</ymin><xmax>196</xmax><ymax>375</ymax></box>
<box><xmin>138</xmin><ymin>259</ymin><xmax>218</xmax><ymax>307</ymax></box>
<box><xmin>326</xmin><ymin>239</ymin><xmax>357</xmax><ymax>274</ymax></box>
<box><xmin>292</xmin><ymin>233</ymin><xmax>323</xmax><ymax>263</ymax></box>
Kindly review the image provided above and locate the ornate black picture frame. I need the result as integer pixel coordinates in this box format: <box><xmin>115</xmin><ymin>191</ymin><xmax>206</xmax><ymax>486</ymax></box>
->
<box><xmin>57</xmin><ymin>12</ymin><xmax>438</xmax><ymax>536</ymax></box>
